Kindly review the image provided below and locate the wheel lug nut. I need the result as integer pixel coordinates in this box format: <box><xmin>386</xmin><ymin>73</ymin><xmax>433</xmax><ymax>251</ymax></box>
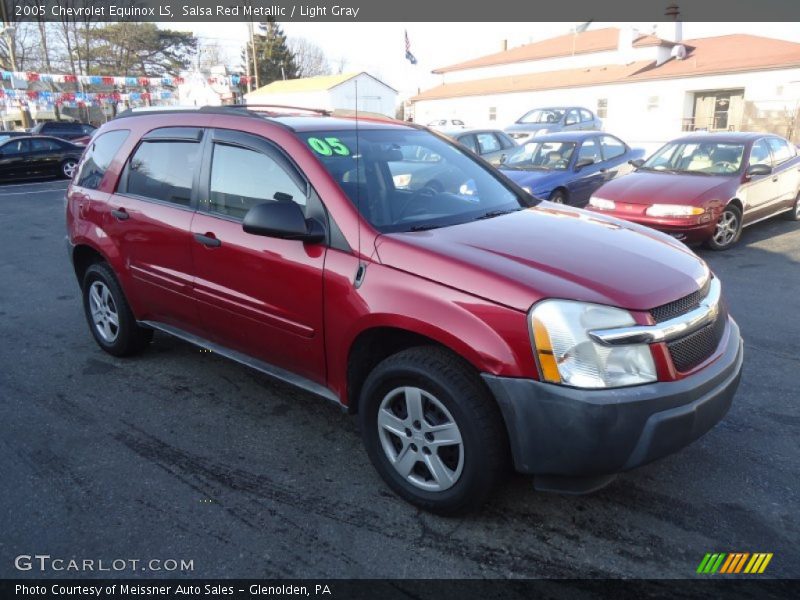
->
<box><xmin>404</xmin><ymin>428</ymin><xmax>412</xmax><ymax>437</ymax></box>
<box><xmin>413</xmin><ymin>420</ymin><xmax>421</xmax><ymax>429</ymax></box>
<box><xmin>410</xmin><ymin>443</ymin><xmax>418</xmax><ymax>452</ymax></box>
<box><xmin>424</xmin><ymin>432</ymin><xmax>434</xmax><ymax>442</ymax></box>
<box><xmin>422</xmin><ymin>447</ymin><xmax>431</xmax><ymax>455</ymax></box>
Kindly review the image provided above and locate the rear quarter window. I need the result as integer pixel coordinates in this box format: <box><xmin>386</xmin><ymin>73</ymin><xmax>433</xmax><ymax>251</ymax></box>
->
<box><xmin>75</xmin><ymin>130</ymin><xmax>130</xmax><ymax>190</ymax></box>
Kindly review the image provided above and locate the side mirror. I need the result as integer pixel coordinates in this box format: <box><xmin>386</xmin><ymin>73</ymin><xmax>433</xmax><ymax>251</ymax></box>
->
<box><xmin>746</xmin><ymin>163</ymin><xmax>772</xmax><ymax>177</ymax></box>
<box><xmin>574</xmin><ymin>158</ymin><xmax>594</xmax><ymax>170</ymax></box>
<box><xmin>242</xmin><ymin>201</ymin><xmax>325</xmax><ymax>243</ymax></box>
<box><xmin>629</xmin><ymin>158</ymin><xmax>645</xmax><ymax>169</ymax></box>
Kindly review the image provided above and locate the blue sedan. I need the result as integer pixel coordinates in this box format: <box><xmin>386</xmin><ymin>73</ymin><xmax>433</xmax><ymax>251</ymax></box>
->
<box><xmin>499</xmin><ymin>132</ymin><xmax>645</xmax><ymax>207</ymax></box>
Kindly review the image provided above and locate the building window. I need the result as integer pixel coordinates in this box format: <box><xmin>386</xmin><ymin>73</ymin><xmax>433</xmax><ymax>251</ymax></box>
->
<box><xmin>597</xmin><ymin>98</ymin><xmax>608</xmax><ymax>118</ymax></box>
<box><xmin>647</xmin><ymin>96</ymin><xmax>659</xmax><ymax>111</ymax></box>
<box><xmin>489</xmin><ymin>107</ymin><xmax>497</xmax><ymax>121</ymax></box>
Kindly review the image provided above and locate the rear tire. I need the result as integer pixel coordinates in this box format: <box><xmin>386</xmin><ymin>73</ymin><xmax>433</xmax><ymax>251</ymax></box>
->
<box><xmin>61</xmin><ymin>159</ymin><xmax>78</xmax><ymax>179</ymax></box>
<box><xmin>82</xmin><ymin>262</ymin><xmax>153</xmax><ymax>357</ymax></box>
<box><xmin>783</xmin><ymin>191</ymin><xmax>800</xmax><ymax>221</ymax></box>
<box><xmin>705</xmin><ymin>204</ymin><xmax>743</xmax><ymax>250</ymax></box>
<box><xmin>359</xmin><ymin>346</ymin><xmax>508</xmax><ymax>515</ymax></box>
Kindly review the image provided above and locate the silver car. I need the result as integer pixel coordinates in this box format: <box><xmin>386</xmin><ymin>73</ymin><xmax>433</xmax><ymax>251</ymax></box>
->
<box><xmin>505</xmin><ymin>107</ymin><xmax>602</xmax><ymax>144</ymax></box>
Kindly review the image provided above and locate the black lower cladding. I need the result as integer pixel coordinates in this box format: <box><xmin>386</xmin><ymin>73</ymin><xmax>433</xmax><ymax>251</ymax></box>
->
<box><xmin>482</xmin><ymin>318</ymin><xmax>743</xmax><ymax>477</ymax></box>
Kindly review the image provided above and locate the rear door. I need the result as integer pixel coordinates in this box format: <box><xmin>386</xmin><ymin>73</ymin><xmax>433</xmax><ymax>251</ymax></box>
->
<box><xmin>570</xmin><ymin>136</ymin><xmax>605</xmax><ymax>205</ymax></box>
<box><xmin>108</xmin><ymin>126</ymin><xmax>202</xmax><ymax>331</ymax></box>
<box><xmin>564</xmin><ymin>109</ymin><xmax>582</xmax><ymax>131</ymax></box>
<box><xmin>29</xmin><ymin>138</ymin><xmax>63</xmax><ymax>176</ymax></box>
<box><xmin>765</xmin><ymin>137</ymin><xmax>800</xmax><ymax>212</ymax></box>
<box><xmin>740</xmin><ymin>138</ymin><xmax>779</xmax><ymax>223</ymax></box>
<box><xmin>190</xmin><ymin>128</ymin><xmax>327</xmax><ymax>383</ymax></box>
<box><xmin>474</xmin><ymin>131</ymin><xmax>505</xmax><ymax>164</ymax></box>
<box><xmin>598</xmin><ymin>134</ymin><xmax>632</xmax><ymax>182</ymax></box>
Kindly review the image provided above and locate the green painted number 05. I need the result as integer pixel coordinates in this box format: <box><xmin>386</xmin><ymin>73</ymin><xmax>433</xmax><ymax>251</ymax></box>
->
<box><xmin>308</xmin><ymin>137</ymin><xmax>350</xmax><ymax>156</ymax></box>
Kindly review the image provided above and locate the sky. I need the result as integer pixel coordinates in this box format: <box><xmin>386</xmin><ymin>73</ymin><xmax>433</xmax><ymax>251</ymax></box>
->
<box><xmin>175</xmin><ymin>21</ymin><xmax>800</xmax><ymax>98</ymax></box>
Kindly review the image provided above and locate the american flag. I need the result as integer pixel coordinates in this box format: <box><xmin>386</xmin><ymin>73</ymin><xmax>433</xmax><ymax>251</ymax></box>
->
<box><xmin>405</xmin><ymin>30</ymin><xmax>418</xmax><ymax>65</ymax></box>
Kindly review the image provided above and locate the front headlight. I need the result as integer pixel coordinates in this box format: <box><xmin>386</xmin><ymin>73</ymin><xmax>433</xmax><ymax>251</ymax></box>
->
<box><xmin>530</xmin><ymin>300</ymin><xmax>657</xmax><ymax>389</ymax></box>
<box><xmin>589</xmin><ymin>196</ymin><xmax>616</xmax><ymax>210</ymax></box>
<box><xmin>645</xmin><ymin>204</ymin><xmax>705</xmax><ymax>217</ymax></box>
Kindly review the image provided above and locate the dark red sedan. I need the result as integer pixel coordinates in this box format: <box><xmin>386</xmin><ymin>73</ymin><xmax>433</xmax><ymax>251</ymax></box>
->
<box><xmin>586</xmin><ymin>133</ymin><xmax>800</xmax><ymax>250</ymax></box>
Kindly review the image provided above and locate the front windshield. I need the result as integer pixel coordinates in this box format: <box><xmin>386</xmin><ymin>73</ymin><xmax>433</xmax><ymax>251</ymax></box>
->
<box><xmin>518</xmin><ymin>109</ymin><xmax>564</xmax><ymax>124</ymax></box>
<box><xmin>642</xmin><ymin>141</ymin><xmax>745</xmax><ymax>175</ymax></box>
<box><xmin>504</xmin><ymin>141</ymin><xmax>576</xmax><ymax>171</ymax></box>
<box><xmin>299</xmin><ymin>128</ymin><xmax>528</xmax><ymax>233</ymax></box>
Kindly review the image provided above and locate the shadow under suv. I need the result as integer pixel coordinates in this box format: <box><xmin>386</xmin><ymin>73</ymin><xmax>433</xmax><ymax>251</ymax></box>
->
<box><xmin>66</xmin><ymin>106</ymin><xmax>742</xmax><ymax>513</ymax></box>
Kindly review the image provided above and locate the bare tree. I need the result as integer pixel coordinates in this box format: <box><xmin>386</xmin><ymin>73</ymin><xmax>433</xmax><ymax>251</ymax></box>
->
<box><xmin>287</xmin><ymin>37</ymin><xmax>330</xmax><ymax>78</ymax></box>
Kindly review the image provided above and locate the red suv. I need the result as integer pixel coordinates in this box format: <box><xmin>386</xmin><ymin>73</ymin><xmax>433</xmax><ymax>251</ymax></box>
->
<box><xmin>66</xmin><ymin>107</ymin><xmax>743</xmax><ymax>513</ymax></box>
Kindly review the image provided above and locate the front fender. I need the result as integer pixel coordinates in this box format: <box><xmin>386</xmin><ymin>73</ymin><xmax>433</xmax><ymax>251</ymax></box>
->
<box><xmin>322</xmin><ymin>251</ymin><xmax>536</xmax><ymax>406</ymax></box>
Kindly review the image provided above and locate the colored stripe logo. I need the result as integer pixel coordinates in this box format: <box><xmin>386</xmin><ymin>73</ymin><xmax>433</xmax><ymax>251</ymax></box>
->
<box><xmin>697</xmin><ymin>553</ymin><xmax>773</xmax><ymax>574</ymax></box>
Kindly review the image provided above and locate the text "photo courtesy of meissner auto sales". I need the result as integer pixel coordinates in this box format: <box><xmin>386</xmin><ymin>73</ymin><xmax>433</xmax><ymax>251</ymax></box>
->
<box><xmin>0</xmin><ymin>0</ymin><xmax>798</xmax><ymax>598</ymax></box>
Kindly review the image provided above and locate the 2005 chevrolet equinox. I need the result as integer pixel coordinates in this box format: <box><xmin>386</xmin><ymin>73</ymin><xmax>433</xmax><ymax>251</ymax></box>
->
<box><xmin>66</xmin><ymin>107</ymin><xmax>743</xmax><ymax>513</ymax></box>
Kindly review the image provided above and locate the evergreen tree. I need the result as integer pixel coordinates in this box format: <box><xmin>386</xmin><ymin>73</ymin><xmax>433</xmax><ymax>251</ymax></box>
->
<box><xmin>244</xmin><ymin>20</ymin><xmax>298</xmax><ymax>88</ymax></box>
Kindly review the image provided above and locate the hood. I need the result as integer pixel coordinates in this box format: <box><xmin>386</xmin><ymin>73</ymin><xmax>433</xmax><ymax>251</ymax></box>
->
<box><xmin>595</xmin><ymin>170</ymin><xmax>737</xmax><ymax>205</ymax></box>
<box><xmin>375</xmin><ymin>205</ymin><xmax>709</xmax><ymax>313</ymax></box>
<box><xmin>501</xmin><ymin>168</ymin><xmax>564</xmax><ymax>192</ymax></box>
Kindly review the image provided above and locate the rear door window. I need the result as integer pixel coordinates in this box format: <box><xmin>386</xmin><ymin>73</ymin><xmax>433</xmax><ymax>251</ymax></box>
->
<box><xmin>600</xmin><ymin>135</ymin><xmax>626</xmax><ymax>160</ymax></box>
<box><xmin>126</xmin><ymin>140</ymin><xmax>199</xmax><ymax>206</ymax></box>
<box><xmin>76</xmin><ymin>129</ymin><xmax>129</xmax><ymax>190</ymax></box>
<box><xmin>766</xmin><ymin>137</ymin><xmax>794</xmax><ymax>165</ymax></box>
<box><xmin>476</xmin><ymin>133</ymin><xmax>501</xmax><ymax>154</ymax></box>
<box><xmin>31</xmin><ymin>138</ymin><xmax>61</xmax><ymax>152</ymax></box>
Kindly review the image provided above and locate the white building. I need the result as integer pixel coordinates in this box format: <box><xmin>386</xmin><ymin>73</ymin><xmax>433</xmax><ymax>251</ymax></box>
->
<box><xmin>244</xmin><ymin>72</ymin><xmax>398</xmax><ymax>117</ymax></box>
<box><xmin>411</xmin><ymin>27</ymin><xmax>800</xmax><ymax>148</ymax></box>
<box><xmin>178</xmin><ymin>66</ymin><xmax>242</xmax><ymax>107</ymax></box>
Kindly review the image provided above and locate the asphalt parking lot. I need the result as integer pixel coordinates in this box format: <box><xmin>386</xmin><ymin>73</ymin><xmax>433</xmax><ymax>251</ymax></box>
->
<box><xmin>0</xmin><ymin>179</ymin><xmax>798</xmax><ymax>579</ymax></box>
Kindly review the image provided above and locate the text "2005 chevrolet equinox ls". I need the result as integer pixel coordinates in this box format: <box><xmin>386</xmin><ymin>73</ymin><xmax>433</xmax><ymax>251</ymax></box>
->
<box><xmin>66</xmin><ymin>106</ymin><xmax>743</xmax><ymax>514</ymax></box>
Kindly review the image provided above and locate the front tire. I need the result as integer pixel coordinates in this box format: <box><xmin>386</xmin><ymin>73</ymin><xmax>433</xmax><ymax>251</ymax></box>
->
<box><xmin>82</xmin><ymin>262</ymin><xmax>153</xmax><ymax>357</ymax></box>
<box><xmin>359</xmin><ymin>347</ymin><xmax>508</xmax><ymax>515</ymax></box>
<box><xmin>549</xmin><ymin>189</ymin><xmax>567</xmax><ymax>204</ymax></box>
<box><xmin>705</xmin><ymin>204</ymin><xmax>743</xmax><ymax>250</ymax></box>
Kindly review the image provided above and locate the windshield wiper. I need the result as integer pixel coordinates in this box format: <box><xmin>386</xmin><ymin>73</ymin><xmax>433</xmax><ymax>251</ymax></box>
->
<box><xmin>474</xmin><ymin>208</ymin><xmax>522</xmax><ymax>220</ymax></box>
<box><xmin>407</xmin><ymin>223</ymin><xmax>444</xmax><ymax>232</ymax></box>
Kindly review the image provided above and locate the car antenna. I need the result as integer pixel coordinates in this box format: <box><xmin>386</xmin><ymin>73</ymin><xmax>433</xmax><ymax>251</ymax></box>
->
<box><xmin>354</xmin><ymin>79</ymin><xmax>367</xmax><ymax>289</ymax></box>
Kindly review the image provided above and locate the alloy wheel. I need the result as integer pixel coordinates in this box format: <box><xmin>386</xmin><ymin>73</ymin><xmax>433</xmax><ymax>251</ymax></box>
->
<box><xmin>713</xmin><ymin>210</ymin><xmax>739</xmax><ymax>247</ymax></box>
<box><xmin>63</xmin><ymin>160</ymin><xmax>78</xmax><ymax>178</ymax></box>
<box><xmin>88</xmin><ymin>281</ymin><xmax>120</xmax><ymax>343</ymax></box>
<box><xmin>377</xmin><ymin>386</ymin><xmax>464</xmax><ymax>492</ymax></box>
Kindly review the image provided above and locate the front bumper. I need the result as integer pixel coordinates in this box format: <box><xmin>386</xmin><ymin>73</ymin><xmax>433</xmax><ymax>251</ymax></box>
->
<box><xmin>482</xmin><ymin>317</ymin><xmax>742</xmax><ymax>483</ymax></box>
<box><xmin>586</xmin><ymin>208</ymin><xmax>717</xmax><ymax>244</ymax></box>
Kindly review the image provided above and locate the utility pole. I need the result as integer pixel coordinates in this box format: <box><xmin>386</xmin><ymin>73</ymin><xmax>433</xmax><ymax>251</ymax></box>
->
<box><xmin>0</xmin><ymin>3</ymin><xmax>31</xmax><ymax>129</ymax></box>
<box><xmin>247</xmin><ymin>20</ymin><xmax>259</xmax><ymax>90</ymax></box>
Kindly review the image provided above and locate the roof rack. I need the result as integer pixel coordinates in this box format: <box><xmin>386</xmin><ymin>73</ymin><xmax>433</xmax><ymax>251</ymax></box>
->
<box><xmin>230</xmin><ymin>104</ymin><xmax>332</xmax><ymax>116</ymax></box>
<box><xmin>114</xmin><ymin>104</ymin><xmax>334</xmax><ymax>121</ymax></box>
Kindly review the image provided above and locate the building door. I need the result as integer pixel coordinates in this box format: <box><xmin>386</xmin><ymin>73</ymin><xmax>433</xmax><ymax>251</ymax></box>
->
<box><xmin>692</xmin><ymin>90</ymin><xmax>744</xmax><ymax>131</ymax></box>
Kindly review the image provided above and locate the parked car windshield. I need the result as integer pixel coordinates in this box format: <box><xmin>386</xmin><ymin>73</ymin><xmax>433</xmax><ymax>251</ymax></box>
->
<box><xmin>504</xmin><ymin>141</ymin><xmax>576</xmax><ymax>171</ymax></box>
<box><xmin>299</xmin><ymin>128</ymin><xmax>529</xmax><ymax>233</ymax></box>
<box><xmin>517</xmin><ymin>109</ymin><xmax>565</xmax><ymax>124</ymax></box>
<box><xmin>642</xmin><ymin>141</ymin><xmax>746</xmax><ymax>175</ymax></box>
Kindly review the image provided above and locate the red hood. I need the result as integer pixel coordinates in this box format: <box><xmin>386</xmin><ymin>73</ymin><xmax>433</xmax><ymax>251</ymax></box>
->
<box><xmin>595</xmin><ymin>171</ymin><xmax>737</xmax><ymax>205</ymax></box>
<box><xmin>375</xmin><ymin>205</ymin><xmax>709</xmax><ymax>313</ymax></box>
